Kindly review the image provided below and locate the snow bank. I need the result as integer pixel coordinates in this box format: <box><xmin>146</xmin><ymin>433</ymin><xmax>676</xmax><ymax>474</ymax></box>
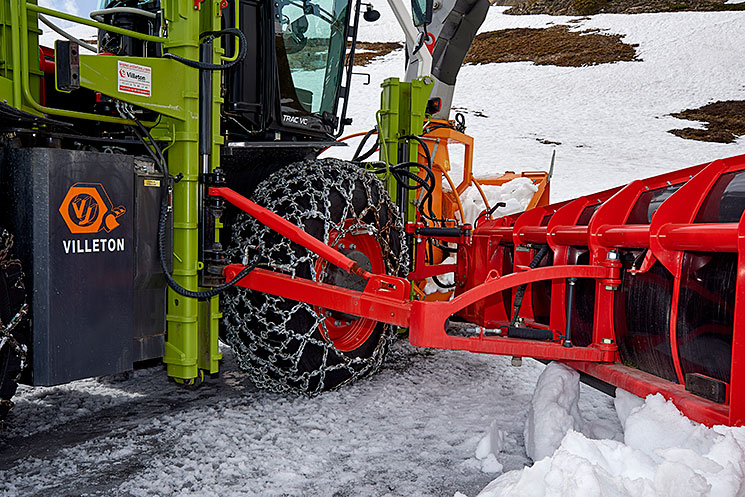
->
<box><xmin>476</xmin><ymin>387</ymin><xmax>745</xmax><ymax>497</ymax></box>
<box><xmin>524</xmin><ymin>362</ymin><xmax>587</xmax><ymax>462</ymax></box>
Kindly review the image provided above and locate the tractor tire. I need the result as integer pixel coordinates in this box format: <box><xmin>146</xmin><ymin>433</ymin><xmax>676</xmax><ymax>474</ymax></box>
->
<box><xmin>0</xmin><ymin>229</ymin><xmax>27</xmax><ymax>426</ymax></box>
<box><xmin>221</xmin><ymin>159</ymin><xmax>407</xmax><ymax>394</ymax></box>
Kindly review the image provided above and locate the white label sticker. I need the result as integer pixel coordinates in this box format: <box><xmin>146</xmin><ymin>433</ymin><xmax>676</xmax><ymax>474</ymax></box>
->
<box><xmin>117</xmin><ymin>61</ymin><xmax>151</xmax><ymax>97</ymax></box>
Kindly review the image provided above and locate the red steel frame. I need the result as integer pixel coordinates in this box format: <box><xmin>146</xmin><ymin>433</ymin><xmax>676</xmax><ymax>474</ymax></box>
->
<box><xmin>210</xmin><ymin>153</ymin><xmax>745</xmax><ymax>427</ymax></box>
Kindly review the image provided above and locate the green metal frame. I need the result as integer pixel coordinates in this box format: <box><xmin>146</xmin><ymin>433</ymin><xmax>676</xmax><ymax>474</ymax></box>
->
<box><xmin>1</xmin><ymin>0</ymin><xmax>227</xmax><ymax>383</ymax></box>
<box><xmin>377</xmin><ymin>77</ymin><xmax>433</xmax><ymax>223</ymax></box>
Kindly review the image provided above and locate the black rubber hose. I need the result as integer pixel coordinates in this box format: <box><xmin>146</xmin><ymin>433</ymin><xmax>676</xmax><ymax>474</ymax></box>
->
<box><xmin>474</xmin><ymin>201</ymin><xmax>507</xmax><ymax>227</ymax></box>
<box><xmin>164</xmin><ymin>28</ymin><xmax>247</xmax><ymax>71</ymax></box>
<box><xmin>509</xmin><ymin>245</ymin><xmax>549</xmax><ymax>326</ymax></box>
<box><xmin>132</xmin><ymin>119</ymin><xmax>260</xmax><ymax>299</ymax></box>
<box><xmin>352</xmin><ymin>127</ymin><xmax>378</xmax><ymax>162</ymax></box>
<box><xmin>400</xmin><ymin>135</ymin><xmax>441</xmax><ymax>223</ymax></box>
<box><xmin>157</xmin><ymin>202</ymin><xmax>261</xmax><ymax>300</ymax></box>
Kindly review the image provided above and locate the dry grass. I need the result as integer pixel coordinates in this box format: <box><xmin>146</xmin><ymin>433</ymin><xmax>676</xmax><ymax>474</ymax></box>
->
<box><xmin>670</xmin><ymin>101</ymin><xmax>745</xmax><ymax>143</ymax></box>
<box><xmin>349</xmin><ymin>41</ymin><xmax>403</xmax><ymax>66</ymax></box>
<box><xmin>464</xmin><ymin>25</ymin><xmax>638</xmax><ymax>67</ymax></box>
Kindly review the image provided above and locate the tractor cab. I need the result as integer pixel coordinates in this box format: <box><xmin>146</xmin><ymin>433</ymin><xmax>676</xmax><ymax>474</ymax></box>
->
<box><xmin>223</xmin><ymin>0</ymin><xmax>357</xmax><ymax>142</ymax></box>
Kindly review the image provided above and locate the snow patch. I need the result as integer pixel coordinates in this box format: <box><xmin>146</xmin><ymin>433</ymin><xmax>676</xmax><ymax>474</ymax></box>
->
<box><xmin>475</xmin><ymin>420</ymin><xmax>507</xmax><ymax>474</ymax></box>
<box><xmin>614</xmin><ymin>387</ymin><xmax>645</xmax><ymax>427</ymax></box>
<box><xmin>456</xmin><ymin>177</ymin><xmax>538</xmax><ymax>225</ymax></box>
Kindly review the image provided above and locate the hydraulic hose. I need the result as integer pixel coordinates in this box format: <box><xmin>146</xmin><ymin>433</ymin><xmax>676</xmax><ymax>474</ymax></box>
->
<box><xmin>509</xmin><ymin>245</ymin><xmax>549</xmax><ymax>326</ymax></box>
<box><xmin>164</xmin><ymin>28</ymin><xmax>247</xmax><ymax>71</ymax></box>
<box><xmin>128</xmin><ymin>114</ymin><xmax>260</xmax><ymax>300</ymax></box>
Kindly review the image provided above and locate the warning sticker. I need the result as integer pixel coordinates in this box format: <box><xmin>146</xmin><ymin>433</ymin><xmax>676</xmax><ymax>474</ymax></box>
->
<box><xmin>117</xmin><ymin>61</ymin><xmax>151</xmax><ymax>97</ymax></box>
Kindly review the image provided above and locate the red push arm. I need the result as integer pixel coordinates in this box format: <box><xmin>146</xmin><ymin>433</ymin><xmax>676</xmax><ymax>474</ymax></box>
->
<box><xmin>224</xmin><ymin>265</ymin><xmax>412</xmax><ymax>327</ymax></box>
<box><xmin>408</xmin><ymin>265</ymin><xmax>618</xmax><ymax>363</ymax></box>
<box><xmin>210</xmin><ymin>186</ymin><xmax>373</xmax><ymax>279</ymax></box>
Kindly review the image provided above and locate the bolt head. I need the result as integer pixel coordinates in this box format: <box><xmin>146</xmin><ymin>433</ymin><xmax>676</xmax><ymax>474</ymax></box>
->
<box><xmin>606</xmin><ymin>251</ymin><xmax>619</xmax><ymax>261</ymax></box>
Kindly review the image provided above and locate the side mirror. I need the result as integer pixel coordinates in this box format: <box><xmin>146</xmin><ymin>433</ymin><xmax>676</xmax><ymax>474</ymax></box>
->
<box><xmin>411</xmin><ymin>0</ymin><xmax>432</xmax><ymax>26</ymax></box>
<box><xmin>363</xmin><ymin>4</ymin><xmax>381</xmax><ymax>22</ymax></box>
<box><xmin>284</xmin><ymin>15</ymin><xmax>309</xmax><ymax>54</ymax></box>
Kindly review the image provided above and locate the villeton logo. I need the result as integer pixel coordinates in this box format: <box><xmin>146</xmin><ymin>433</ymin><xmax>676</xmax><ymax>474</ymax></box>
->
<box><xmin>59</xmin><ymin>183</ymin><xmax>126</xmax><ymax>234</ymax></box>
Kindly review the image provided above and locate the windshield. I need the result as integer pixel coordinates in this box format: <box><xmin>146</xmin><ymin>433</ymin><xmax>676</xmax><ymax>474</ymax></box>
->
<box><xmin>275</xmin><ymin>0</ymin><xmax>349</xmax><ymax>116</ymax></box>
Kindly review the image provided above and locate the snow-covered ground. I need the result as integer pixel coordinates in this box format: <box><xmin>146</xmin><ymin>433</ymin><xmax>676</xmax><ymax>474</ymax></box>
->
<box><xmin>4</xmin><ymin>5</ymin><xmax>745</xmax><ymax>497</ymax></box>
<box><xmin>1</xmin><ymin>343</ymin><xmax>612</xmax><ymax>496</ymax></box>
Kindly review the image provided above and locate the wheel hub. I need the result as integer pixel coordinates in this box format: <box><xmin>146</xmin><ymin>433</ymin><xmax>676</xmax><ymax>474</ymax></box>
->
<box><xmin>315</xmin><ymin>227</ymin><xmax>385</xmax><ymax>352</ymax></box>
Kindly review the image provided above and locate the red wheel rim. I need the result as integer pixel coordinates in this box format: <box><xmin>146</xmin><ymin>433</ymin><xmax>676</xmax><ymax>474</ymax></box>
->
<box><xmin>314</xmin><ymin>223</ymin><xmax>386</xmax><ymax>352</ymax></box>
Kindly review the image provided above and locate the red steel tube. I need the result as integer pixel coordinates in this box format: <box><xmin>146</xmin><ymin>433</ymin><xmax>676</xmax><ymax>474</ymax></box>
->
<box><xmin>657</xmin><ymin>223</ymin><xmax>739</xmax><ymax>252</ymax></box>
<box><xmin>517</xmin><ymin>226</ymin><xmax>548</xmax><ymax>244</ymax></box>
<box><xmin>595</xmin><ymin>224</ymin><xmax>650</xmax><ymax>248</ymax></box>
<box><xmin>210</xmin><ymin>187</ymin><xmax>373</xmax><ymax>279</ymax></box>
<box><xmin>549</xmin><ymin>225</ymin><xmax>588</xmax><ymax>246</ymax></box>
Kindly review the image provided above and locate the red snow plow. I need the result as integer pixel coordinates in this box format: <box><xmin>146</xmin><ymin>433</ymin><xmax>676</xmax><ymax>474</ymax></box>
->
<box><xmin>218</xmin><ymin>153</ymin><xmax>745</xmax><ymax>428</ymax></box>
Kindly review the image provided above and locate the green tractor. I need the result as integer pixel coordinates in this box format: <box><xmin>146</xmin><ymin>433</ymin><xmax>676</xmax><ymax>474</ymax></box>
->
<box><xmin>0</xmin><ymin>0</ymin><xmax>491</xmax><ymax>422</ymax></box>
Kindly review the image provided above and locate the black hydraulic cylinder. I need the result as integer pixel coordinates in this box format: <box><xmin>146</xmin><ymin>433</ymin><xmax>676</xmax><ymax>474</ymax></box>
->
<box><xmin>506</xmin><ymin>327</ymin><xmax>554</xmax><ymax>341</ymax></box>
<box><xmin>417</xmin><ymin>226</ymin><xmax>466</xmax><ymax>238</ymax></box>
<box><xmin>199</xmin><ymin>41</ymin><xmax>212</xmax><ymax>158</ymax></box>
<box><xmin>198</xmin><ymin>39</ymin><xmax>226</xmax><ymax>287</ymax></box>
<box><xmin>564</xmin><ymin>277</ymin><xmax>577</xmax><ymax>348</ymax></box>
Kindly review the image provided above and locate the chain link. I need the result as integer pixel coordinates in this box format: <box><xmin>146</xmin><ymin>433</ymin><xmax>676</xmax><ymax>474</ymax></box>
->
<box><xmin>0</xmin><ymin>229</ymin><xmax>28</xmax><ymax>381</ymax></box>
<box><xmin>222</xmin><ymin>159</ymin><xmax>408</xmax><ymax>394</ymax></box>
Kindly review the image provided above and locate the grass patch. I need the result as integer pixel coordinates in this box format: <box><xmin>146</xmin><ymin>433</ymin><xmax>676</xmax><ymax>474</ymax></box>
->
<box><xmin>464</xmin><ymin>25</ymin><xmax>638</xmax><ymax>67</ymax></box>
<box><xmin>669</xmin><ymin>100</ymin><xmax>745</xmax><ymax>143</ymax></box>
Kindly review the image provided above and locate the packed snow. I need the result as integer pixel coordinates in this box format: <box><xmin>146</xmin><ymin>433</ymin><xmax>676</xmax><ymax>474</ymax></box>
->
<box><xmin>456</xmin><ymin>177</ymin><xmax>539</xmax><ymax>226</ymax></box>
<box><xmin>5</xmin><ymin>4</ymin><xmax>745</xmax><ymax>497</ymax></box>
<box><xmin>478</xmin><ymin>365</ymin><xmax>745</xmax><ymax>497</ymax></box>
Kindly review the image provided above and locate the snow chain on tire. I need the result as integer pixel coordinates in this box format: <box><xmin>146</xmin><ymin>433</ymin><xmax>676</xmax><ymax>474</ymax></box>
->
<box><xmin>222</xmin><ymin>159</ymin><xmax>408</xmax><ymax>394</ymax></box>
<box><xmin>0</xmin><ymin>228</ymin><xmax>28</xmax><ymax>426</ymax></box>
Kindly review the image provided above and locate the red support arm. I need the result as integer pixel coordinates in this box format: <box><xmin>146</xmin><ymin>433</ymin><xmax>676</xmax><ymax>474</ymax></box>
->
<box><xmin>224</xmin><ymin>265</ymin><xmax>412</xmax><ymax>327</ymax></box>
<box><xmin>210</xmin><ymin>187</ymin><xmax>373</xmax><ymax>279</ymax></box>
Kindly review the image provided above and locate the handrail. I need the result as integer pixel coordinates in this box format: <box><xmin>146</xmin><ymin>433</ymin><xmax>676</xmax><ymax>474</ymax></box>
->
<box><xmin>221</xmin><ymin>0</ymin><xmax>241</xmax><ymax>62</ymax></box>
<box><xmin>28</xmin><ymin>3</ymin><xmax>167</xmax><ymax>43</ymax></box>
<box><xmin>15</xmin><ymin>0</ymin><xmax>136</xmax><ymax>125</ymax></box>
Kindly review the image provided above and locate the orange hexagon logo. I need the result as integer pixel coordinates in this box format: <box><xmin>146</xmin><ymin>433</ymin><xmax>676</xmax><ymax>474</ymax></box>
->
<box><xmin>59</xmin><ymin>183</ymin><xmax>127</xmax><ymax>234</ymax></box>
